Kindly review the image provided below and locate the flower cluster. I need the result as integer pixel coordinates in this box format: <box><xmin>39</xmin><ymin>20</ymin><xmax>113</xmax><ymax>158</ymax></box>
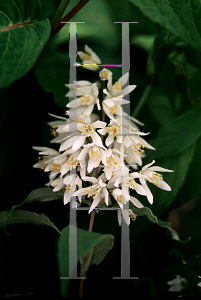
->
<box><xmin>33</xmin><ymin>45</ymin><xmax>173</xmax><ymax>225</ymax></box>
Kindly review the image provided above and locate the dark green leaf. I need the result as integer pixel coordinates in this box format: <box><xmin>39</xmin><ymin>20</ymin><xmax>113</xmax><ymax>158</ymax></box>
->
<box><xmin>80</xmin><ymin>235</ymin><xmax>114</xmax><ymax>277</ymax></box>
<box><xmin>0</xmin><ymin>0</ymin><xmax>51</xmax><ymax>88</ymax></box>
<box><xmin>149</xmin><ymin>144</ymin><xmax>195</xmax><ymax>214</ymax></box>
<box><xmin>172</xmin><ymin>138</ymin><xmax>201</xmax><ymax>209</ymax></box>
<box><xmin>24</xmin><ymin>187</ymin><xmax>64</xmax><ymax>204</ymax></box>
<box><xmin>171</xmin><ymin>249</ymin><xmax>201</xmax><ymax>266</ymax></box>
<box><xmin>129</xmin><ymin>0</ymin><xmax>201</xmax><ymax>53</ymax></box>
<box><xmin>146</xmin><ymin>107</ymin><xmax>201</xmax><ymax>161</ymax></box>
<box><xmin>0</xmin><ymin>208</ymin><xmax>60</xmax><ymax>233</ymax></box>
<box><xmin>58</xmin><ymin>225</ymin><xmax>114</xmax><ymax>297</ymax></box>
<box><xmin>130</xmin><ymin>205</ymin><xmax>189</xmax><ymax>243</ymax></box>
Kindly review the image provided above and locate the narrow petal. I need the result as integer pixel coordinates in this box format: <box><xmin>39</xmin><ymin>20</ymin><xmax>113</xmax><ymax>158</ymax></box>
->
<box><xmin>72</xmin><ymin>135</ymin><xmax>86</xmax><ymax>151</ymax></box>
<box><xmin>88</xmin><ymin>193</ymin><xmax>101</xmax><ymax>213</ymax></box>
<box><xmin>91</xmin><ymin>131</ymin><xmax>104</xmax><ymax>147</ymax></box>
<box><xmin>93</xmin><ymin>121</ymin><xmax>107</xmax><ymax>128</ymax></box>
<box><xmin>130</xmin><ymin>196</ymin><xmax>144</xmax><ymax>208</ymax></box>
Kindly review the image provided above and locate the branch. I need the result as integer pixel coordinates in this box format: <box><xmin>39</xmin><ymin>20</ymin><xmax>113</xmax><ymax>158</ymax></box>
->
<box><xmin>53</xmin><ymin>0</ymin><xmax>90</xmax><ymax>35</ymax></box>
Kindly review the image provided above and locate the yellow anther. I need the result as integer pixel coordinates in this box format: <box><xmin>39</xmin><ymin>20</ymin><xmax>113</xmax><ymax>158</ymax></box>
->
<box><xmin>108</xmin><ymin>125</ymin><xmax>119</xmax><ymax>136</ymax></box>
<box><xmin>114</xmin><ymin>81</ymin><xmax>122</xmax><ymax>92</ymax></box>
<box><xmin>100</xmin><ymin>70</ymin><xmax>109</xmax><ymax>79</ymax></box>
<box><xmin>110</xmin><ymin>105</ymin><xmax>117</xmax><ymax>114</ymax></box>
<box><xmin>82</xmin><ymin>54</ymin><xmax>92</xmax><ymax>60</ymax></box>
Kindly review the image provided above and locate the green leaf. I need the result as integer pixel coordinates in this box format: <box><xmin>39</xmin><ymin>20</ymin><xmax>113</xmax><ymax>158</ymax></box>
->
<box><xmin>130</xmin><ymin>205</ymin><xmax>189</xmax><ymax>243</ymax></box>
<box><xmin>58</xmin><ymin>225</ymin><xmax>114</xmax><ymax>297</ymax></box>
<box><xmin>171</xmin><ymin>249</ymin><xmax>201</xmax><ymax>266</ymax></box>
<box><xmin>146</xmin><ymin>107</ymin><xmax>201</xmax><ymax>161</ymax></box>
<box><xmin>80</xmin><ymin>235</ymin><xmax>114</xmax><ymax>277</ymax></box>
<box><xmin>35</xmin><ymin>46</ymin><xmax>69</xmax><ymax>109</ymax></box>
<box><xmin>129</xmin><ymin>0</ymin><xmax>201</xmax><ymax>54</ymax></box>
<box><xmin>0</xmin><ymin>208</ymin><xmax>60</xmax><ymax>233</ymax></box>
<box><xmin>172</xmin><ymin>138</ymin><xmax>201</xmax><ymax>209</ymax></box>
<box><xmin>24</xmin><ymin>187</ymin><xmax>64</xmax><ymax>204</ymax></box>
<box><xmin>148</xmin><ymin>144</ymin><xmax>195</xmax><ymax>215</ymax></box>
<box><xmin>0</xmin><ymin>0</ymin><xmax>51</xmax><ymax>88</ymax></box>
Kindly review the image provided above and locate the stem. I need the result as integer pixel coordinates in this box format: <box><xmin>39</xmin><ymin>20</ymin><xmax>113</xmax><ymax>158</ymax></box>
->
<box><xmin>53</xmin><ymin>0</ymin><xmax>91</xmax><ymax>34</ymax></box>
<box><xmin>51</xmin><ymin>0</ymin><xmax>71</xmax><ymax>33</ymax></box>
<box><xmin>132</xmin><ymin>82</ymin><xmax>153</xmax><ymax>118</ymax></box>
<box><xmin>79</xmin><ymin>210</ymin><xmax>96</xmax><ymax>298</ymax></box>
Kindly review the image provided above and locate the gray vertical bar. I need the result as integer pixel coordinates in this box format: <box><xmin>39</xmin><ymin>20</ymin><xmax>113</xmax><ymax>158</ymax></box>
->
<box><xmin>113</xmin><ymin>22</ymin><xmax>138</xmax><ymax>280</ymax></box>
<box><xmin>69</xmin><ymin>22</ymin><xmax>78</xmax><ymax>133</ymax></box>
<box><xmin>121</xmin><ymin>22</ymin><xmax>130</xmax><ymax>135</ymax></box>
<box><xmin>60</xmin><ymin>22</ymin><xmax>85</xmax><ymax>280</ymax></box>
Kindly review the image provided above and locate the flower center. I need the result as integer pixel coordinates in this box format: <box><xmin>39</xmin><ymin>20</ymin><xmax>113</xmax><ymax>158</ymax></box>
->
<box><xmin>108</xmin><ymin>125</ymin><xmax>119</xmax><ymax>136</ymax></box>
<box><xmin>65</xmin><ymin>156</ymin><xmax>77</xmax><ymax>169</ymax></box>
<box><xmin>124</xmin><ymin>177</ymin><xmax>137</xmax><ymax>190</ymax></box>
<box><xmin>50</xmin><ymin>125</ymin><xmax>57</xmax><ymax>137</ymax></box>
<box><xmin>80</xmin><ymin>95</ymin><xmax>92</xmax><ymax>106</ymax></box>
<box><xmin>65</xmin><ymin>183</ymin><xmax>76</xmax><ymax>194</ymax></box>
<box><xmin>133</xmin><ymin>142</ymin><xmax>145</xmax><ymax>156</ymax></box>
<box><xmin>77</xmin><ymin>117</ymin><xmax>83</xmax><ymax>123</ymax></box>
<box><xmin>38</xmin><ymin>157</ymin><xmax>47</xmax><ymax>170</ymax></box>
<box><xmin>82</xmin><ymin>53</ymin><xmax>92</xmax><ymax>60</ymax></box>
<box><xmin>110</xmin><ymin>105</ymin><xmax>117</xmax><ymax>114</ymax></box>
<box><xmin>89</xmin><ymin>150</ymin><xmax>100</xmax><ymax>161</ymax></box>
<box><xmin>149</xmin><ymin>172</ymin><xmax>163</xmax><ymax>186</ymax></box>
<box><xmin>86</xmin><ymin>186</ymin><xmax>98</xmax><ymax>199</ymax></box>
<box><xmin>114</xmin><ymin>81</ymin><xmax>122</xmax><ymax>92</ymax></box>
<box><xmin>52</xmin><ymin>163</ymin><xmax>61</xmax><ymax>171</ymax></box>
<box><xmin>100</xmin><ymin>70</ymin><xmax>109</xmax><ymax>79</ymax></box>
<box><xmin>106</xmin><ymin>156</ymin><xmax>118</xmax><ymax>169</ymax></box>
<box><xmin>81</xmin><ymin>124</ymin><xmax>94</xmax><ymax>137</ymax></box>
<box><xmin>117</xmin><ymin>194</ymin><xmax>125</xmax><ymax>202</ymax></box>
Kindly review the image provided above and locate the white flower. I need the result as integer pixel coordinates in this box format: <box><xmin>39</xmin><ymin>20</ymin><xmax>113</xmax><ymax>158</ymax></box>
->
<box><xmin>77</xmin><ymin>142</ymin><xmax>106</xmax><ymax>173</ymax></box>
<box><xmin>99</xmin><ymin>68</ymin><xmax>113</xmax><ymax>81</ymax></box>
<box><xmin>98</xmin><ymin>119</ymin><xmax>123</xmax><ymax>147</ymax></box>
<box><xmin>136</xmin><ymin>160</ymin><xmax>173</xmax><ymax>204</ymax></box>
<box><xmin>102</xmin><ymin>96</ymin><xmax>129</xmax><ymax>122</ymax></box>
<box><xmin>59</xmin><ymin>116</ymin><xmax>106</xmax><ymax>152</ymax></box>
<box><xmin>107</xmin><ymin>165</ymin><xmax>146</xmax><ymax>201</ymax></box>
<box><xmin>112</xmin><ymin>188</ymin><xmax>143</xmax><ymax>226</ymax></box>
<box><xmin>65</xmin><ymin>80</ymin><xmax>93</xmax><ymax>97</ymax></box>
<box><xmin>32</xmin><ymin>146</ymin><xmax>60</xmax><ymax>170</ymax></box>
<box><xmin>104</xmin><ymin>72</ymin><xmax>136</xmax><ymax>98</ymax></box>
<box><xmin>50</xmin><ymin>174</ymin><xmax>82</xmax><ymax>205</ymax></box>
<box><xmin>67</xmin><ymin>83</ymin><xmax>100</xmax><ymax>116</ymax></box>
<box><xmin>167</xmin><ymin>275</ymin><xmax>187</xmax><ymax>292</ymax></box>
<box><xmin>197</xmin><ymin>276</ymin><xmax>201</xmax><ymax>287</ymax></box>
<box><xmin>76</xmin><ymin>45</ymin><xmax>101</xmax><ymax>71</ymax></box>
<box><xmin>73</xmin><ymin>177</ymin><xmax>108</xmax><ymax>213</ymax></box>
<box><xmin>103</xmin><ymin>148</ymin><xmax>124</xmax><ymax>180</ymax></box>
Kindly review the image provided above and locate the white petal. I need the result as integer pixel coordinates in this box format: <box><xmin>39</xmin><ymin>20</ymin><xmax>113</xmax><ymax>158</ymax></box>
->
<box><xmin>98</xmin><ymin>127</ymin><xmax>108</xmax><ymax>135</ymax></box>
<box><xmin>134</xmin><ymin>183</ymin><xmax>147</xmax><ymax>196</ymax></box>
<box><xmin>148</xmin><ymin>166</ymin><xmax>174</xmax><ymax>173</ymax></box>
<box><xmin>103</xmin><ymin>187</ymin><xmax>108</xmax><ymax>205</ymax></box>
<box><xmin>122</xmin><ymin>84</ymin><xmax>136</xmax><ymax>96</ymax></box>
<box><xmin>91</xmin><ymin>131</ymin><xmax>104</xmax><ymax>147</ymax></box>
<box><xmin>142</xmin><ymin>160</ymin><xmax>155</xmax><ymax>171</ymax></box>
<box><xmin>105</xmin><ymin>134</ymin><xmax>114</xmax><ymax>147</ymax></box>
<box><xmin>77</xmin><ymin>147</ymin><xmax>90</xmax><ymax>161</ymax></box>
<box><xmin>122</xmin><ymin>184</ymin><xmax>130</xmax><ymax>201</ymax></box>
<box><xmin>130</xmin><ymin>196</ymin><xmax>144</xmax><ymax>208</ymax></box>
<box><xmin>72</xmin><ymin>135</ymin><xmax>86</xmax><ymax>151</ymax></box>
<box><xmin>93</xmin><ymin>121</ymin><xmax>107</xmax><ymax>128</ymax></box>
<box><xmin>88</xmin><ymin>193</ymin><xmax>101</xmax><ymax>213</ymax></box>
<box><xmin>82</xmin><ymin>176</ymin><xmax>98</xmax><ymax>184</ymax></box>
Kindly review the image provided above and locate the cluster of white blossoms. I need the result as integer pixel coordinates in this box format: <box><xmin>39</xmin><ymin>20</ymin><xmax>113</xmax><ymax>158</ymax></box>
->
<box><xmin>33</xmin><ymin>45</ymin><xmax>173</xmax><ymax>225</ymax></box>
